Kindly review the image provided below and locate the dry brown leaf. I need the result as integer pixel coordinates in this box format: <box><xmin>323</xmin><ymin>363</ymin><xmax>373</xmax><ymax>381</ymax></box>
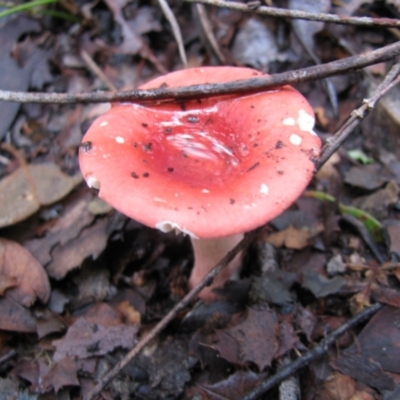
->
<box><xmin>0</xmin><ymin>297</ymin><xmax>36</xmax><ymax>332</ymax></box>
<box><xmin>117</xmin><ymin>300</ymin><xmax>141</xmax><ymax>324</ymax></box>
<box><xmin>315</xmin><ymin>372</ymin><xmax>356</xmax><ymax>400</ymax></box>
<box><xmin>386</xmin><ymin>224</ymin><xmax>400</xmax><ymax>255</ymax></box>
<box><xmin>0</xmin><ymin>274</ymin><xmax>17</xmax><ymax>296</ymax></box>
<box><xmin>215</xmin><ymin>307</ymin><xmax>279</xmax><ymax>371</ymax></box>
<box><xmin>25</xmin><ymin>195</ymin><xmax>94</xmax><ymax>267</ymax></box>
<box><xmin>39</xmin><ymin>357</ymin><xmax>80</xmax><ymax>394</ymax></box>
<box><xmin>0</xmin><ymin>239</ymin><xmax>50</xmax><ymax>306</ymax></box>
<box><xmin>0</xmin><ymin>163</ymin><xmax>81</xmax><ymax>228</ymax></box>
<box><xmin>46</xmin><ymin>216</ymin><xmax>109</xmax><ymax>280</ymax></box>
<box><xmin>52</xmin><ymin>317</ymin><xmax>139</xmax><ymax>361</ymax></box>
<box><xmin>186</xmin><ymin>370</ymin><xmax>266</xmax><ymax>400</ymax></box>
<box><xmin>267</xmin><ymin>225</ymin><xmax>311</xmax><ymax>249</ymax></box>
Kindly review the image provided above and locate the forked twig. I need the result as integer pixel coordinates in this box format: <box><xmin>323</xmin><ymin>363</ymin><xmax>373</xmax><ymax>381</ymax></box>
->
<box><xmin>318</xmin><ymin>60</ymin><xmax>400</xmax><ymax>166</ymax></box>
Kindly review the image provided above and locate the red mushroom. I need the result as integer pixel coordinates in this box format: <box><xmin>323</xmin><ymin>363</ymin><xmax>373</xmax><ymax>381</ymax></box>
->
<box><xmin>79</xmin><ymin>67</ymin><xmax>321</xmax><ymax>300</ymax></box>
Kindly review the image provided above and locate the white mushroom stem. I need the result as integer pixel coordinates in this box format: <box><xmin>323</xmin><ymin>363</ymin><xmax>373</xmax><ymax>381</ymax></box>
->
<box><xmin>189</xmin><ymin>233</ymin><xmax>244</xmax><ymax>301</ymax></box>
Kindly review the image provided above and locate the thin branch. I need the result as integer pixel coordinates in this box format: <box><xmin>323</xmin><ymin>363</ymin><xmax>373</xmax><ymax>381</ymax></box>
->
<box><xmin>182</xmin><ymin>0</ymin><xmax>400</xmax><ymax>28</ymax></box>
<box><xmin>80</xmin><ymin>50</ymin><xmax>117</xmax><ymax>92</ymax></box>
<box><xmin>195</xmin><ymin>3</ymin><xmax>226</xmax><ymax>64</ymax></box>
<box><xmin>84</xmin><ymin>227</ymin><xmax>263</xmax><ymax>400</ymax></box>
<box><xmin>318</xmin><ymin>60</ymin><xmax>400</xmax><ymax>166</ymax></box>
<box><xmin>240</xmin><ymin>303</ymin><xmax>384</xmax><ymax>400</ymax></box>
<box><xmin>157</xmin><ymin>0</ymin><xmax>188</xmax><ymax>67</ymax></box>
<box><xmin>1</xmin><ymin>41</ymin><xmax>400</xmax><ymax>104</ymax></box>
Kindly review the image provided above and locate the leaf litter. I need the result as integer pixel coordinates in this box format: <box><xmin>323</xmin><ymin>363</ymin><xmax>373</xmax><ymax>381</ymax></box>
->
<box><xmin>1</xmin><ymin>1</ymin><xmax>400</xmax><ymax>399</ymax></box>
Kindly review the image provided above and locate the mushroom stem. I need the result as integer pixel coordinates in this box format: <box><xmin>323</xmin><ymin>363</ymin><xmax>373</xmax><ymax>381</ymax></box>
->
<box><xmin>189</xmin><ymin>233</ymin><xmax>244</xmax><ymax>301</ymax></box>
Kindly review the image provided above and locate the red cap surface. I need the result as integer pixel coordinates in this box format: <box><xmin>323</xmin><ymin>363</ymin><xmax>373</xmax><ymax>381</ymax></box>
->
<box><xmin>79</xmin><ymin>67</ymin><xmax>321</xmax><ymax>239</ymax></box>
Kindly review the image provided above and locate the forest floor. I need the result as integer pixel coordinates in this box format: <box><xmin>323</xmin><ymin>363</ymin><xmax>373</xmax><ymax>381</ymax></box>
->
<box><xmin>1</xmin><ymin>0</ymin><xmax>400</xmax><ymax>399</ymax></box>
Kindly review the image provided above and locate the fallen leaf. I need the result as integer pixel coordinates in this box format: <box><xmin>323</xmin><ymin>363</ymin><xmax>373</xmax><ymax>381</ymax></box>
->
<box><xmin>332</xmin><ymin>351</ymin><xmax>394</xmax><ymax>391</ymax></box>
<box><xmin>0</xmin><ymin>163</ymin><xmax>82</xmax><ymax>228</ymax></box>
<box><xmin>117</xmin><ymin>301</ymin><xmax>141</xmax><ymax>324</ymax></box>
<box><xmin>52</xmin><ymin>317</ymin><xmax>138</xmax><ymax>361</ymax></box>
<box><xmin>0</xmin><ymin>239</ymin><xmax>50</xmax><ymax>306</ymax></box>
<box><xmin>215</xmin><ymin>307</ymin><xmax>279</xmax><ymax>371</ymax></box>
<box><xmin>0</xmin><ymin>274</ymin><xmax>18</xmax><ymax>296</ymax></box>
<box><xmin>0</xmin><ymin>16</ymin><xmax>41</xmax><ymax>139</ymax></box>
<box><xmin>0</xmin><ymin>297</ymin><xmax>36</xmax><ymax>333</ymax></box>
<box><xmin>83</xmin><ymin>302</ymin><xmax>122</xmax><ymax>327</ymax></box>
<box><xmin>103</xmin><ymin>0</ymin><xmax>143</xmax><ymax>54</ymax></box>
<box><xmin>12</xmin><ymin>359</ymin><xmax>39</xmax><ymax>386</ymax></box>
<box><xmin>39</xmin><ymin>358</ymin><xmax>80</xmax><ymax>394</ymax></box>
<box><xmin>25</xmin><ymin>195</ymin><xmax>95</xmax><ymax>267</ymax></box>
<box><xmin>267</xmin><ymin>225</ymin><xmax>311</xmax><ymax>249</ymax></box>
<box><xmin>344</xmin><ymin>165</ymin><xmax>386</xmax><ymax>191</ymax></box>
<box><xmin>294</xmin><ymin>306</ymin><xmax>316</xmax><ymax>342</ymax></box>
<box><xmin>186</xmin><ymin>370</ymin><xmax>266</xmax><ymax>400</ymax></box>
<box><xmin>289</xmin><ymin>0</ymin><xmax>329</xmax><ymax>54</ymax></box>
<box><xmin>345</xmin><ymin>306</ymin><xmax>400</xmax><ymax>374</ymax></box>
<box><xmin>46</xmin><ymin>216</ymin><xmax>110</xmax><ymax>279</ymax></box>
<box><xmin>314</xmin><ymin>373</ymin><xmax>359</xmax><ymax>400</ymax></box>
<box><xmin>302</xmin><ymin>271</ymin><xmax>346</xmax><ymax>298</ymax></box>
<box><xmin>386</xmin><ymin>223</ymin><xmax>400</xmax><ymax>255</ymax></box>
<box><xmin>250</xmin><ymin>271</ymin><xmax>296</xmax><ymax>306</ymax></box>
<box><xmin>372</xmin><ymin>285</ymin><xmax>400</xmax><ymax>308</ymax></box>
<box><xmin>352</xmin><ymin>180</ymin><xmax>399</xmax><ymax>220</ymax></box>
<box><xmin>275</xmin><ymin>316</ymin><xmax>299</xmax><ymax>358</ymax></box>
<box><xmin>134</xmin><ymin>336</ymin><xmax>195</xmax><ymax>399</ymax></box>
<box><xmin>231</xmin><ymin>18</ymin><xmax>280</xmax><ymax>69</ymax></box>
<box><xmin>36</xmin><ymin>312</ymin><xmax>67</xmax><ymax>339</ymax></box>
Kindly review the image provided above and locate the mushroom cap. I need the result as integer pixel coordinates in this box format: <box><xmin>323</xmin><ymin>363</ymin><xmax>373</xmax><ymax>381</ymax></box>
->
<box><xmin>79</xmin><ymin>67</ymin><xmax>321</xmax><ymax>239</ymax></box>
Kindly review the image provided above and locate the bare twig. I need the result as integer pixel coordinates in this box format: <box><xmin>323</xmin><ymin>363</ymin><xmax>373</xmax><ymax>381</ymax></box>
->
<box><xmin>195</xmin><ymin>3</ymin><xmax>226</xmax><ymax>64</ymax></box>
<box><xmin>183</xmin><ymin>0</ymin><xmax>400</xmax><ymax>28</ymax></box>
<box><xmin>80</xmin><ymin>50</ymin><xmax>117</xmax><ymax>92</ymax></box>
<box><xmin>157</xmin><ymin>0</ymin><xmax>188</xmax><ymax>67</ymax></box>
<box><xmin>84</xmin><ymin>227</ymin><xmax>263</xmax><ymax>400</ymax></box>
<box><xmin>318</xmin><ymin>60</ymin><xmax>400</xmax><ymax>167</ymax></box>
<box><xmin>1</xmin><ymin>41</ymin><xmax>400</xmax><ymax>104</ymax></box>
<box><xmin>240</xmin><ymin>303</ymin><xmax>384</xmax><ymax>400</ymax></box>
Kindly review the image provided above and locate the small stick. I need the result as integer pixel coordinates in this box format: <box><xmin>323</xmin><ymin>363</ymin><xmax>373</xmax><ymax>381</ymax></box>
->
<box><xmin>182</xmin><ymin>0</ymin><xmax>400</xmax><ymax>28</ymax></box>
<box><xmin>157</xmin><ymin>0</ymin><xmax>188</xmax><ymax>67</ymax></box>
<box><xmin>1</xmin><ymin>40</ymin><xmax>400</xmax><ymax>104</ymax></box>
<box><xmin>195</xmin><ymin>3</ymin><xmax>226</xmax><ymax>64</ymax></box>
<box><xmin>80</xmin><ymin>50</ymin><xmax>117</xmax><ymax>92</ymax></box>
